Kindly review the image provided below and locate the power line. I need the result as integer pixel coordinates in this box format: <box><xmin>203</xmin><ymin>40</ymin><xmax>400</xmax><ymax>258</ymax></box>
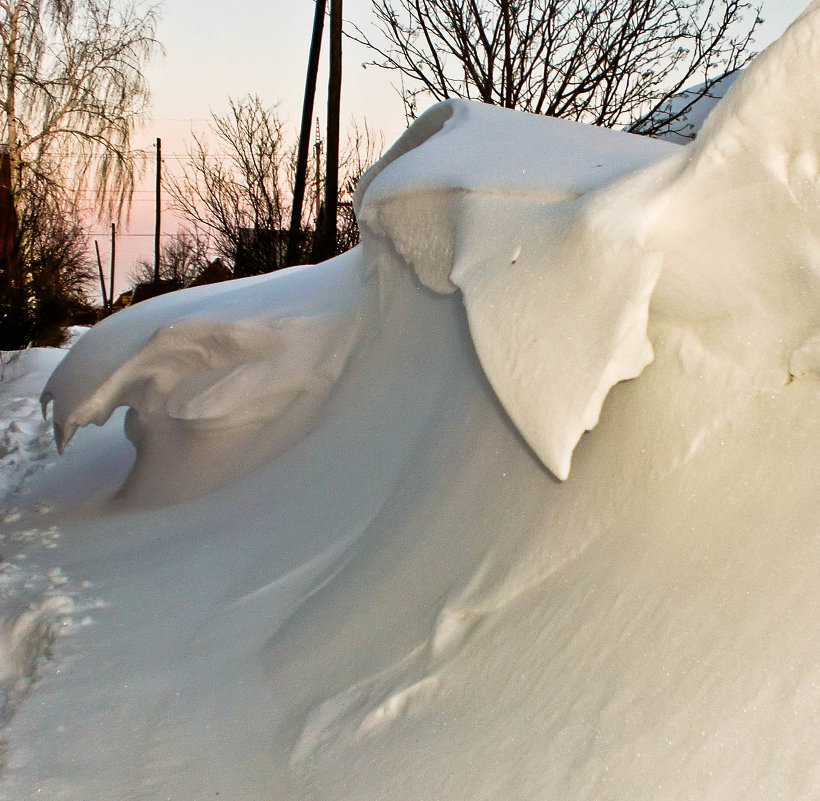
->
<box><xmin>27</xmin><ymin>151</ymin><xmax>277</xmax><ymax>159</ymax></box>
<box><xmin>88</xmin><ymin>231</ymin><xmax>181</xmax><ymax>237</ymax></box>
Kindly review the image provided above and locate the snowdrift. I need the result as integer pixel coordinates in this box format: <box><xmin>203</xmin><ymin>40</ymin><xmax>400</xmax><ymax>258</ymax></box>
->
<box><xmin>0</xmin><ymin>3</ymin><xmax>817</xmax><ymax>799</ymax></box>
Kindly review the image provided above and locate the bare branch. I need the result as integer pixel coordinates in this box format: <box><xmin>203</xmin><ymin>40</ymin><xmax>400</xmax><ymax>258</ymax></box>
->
<box><xmin>166</xmin><ymin>96</ymin><xmax>383</xmax><ymax>275</ymax></box>
<box><xmin>0</xmin><ymin>0</ymin><xmax>160</xmax><ymax>346</ymax></box>
<box><xmin>350</xmin><ymin>0</ymin><xmax>761</xmax><ymax>134</ymax></box>
<box><xmin>0</xmin><ymin>0</ymin><xmax>160</xmax><ymax>219</ymax></box>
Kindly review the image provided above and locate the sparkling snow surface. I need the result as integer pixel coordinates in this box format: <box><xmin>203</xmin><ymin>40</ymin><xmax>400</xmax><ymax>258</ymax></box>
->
<box><xmin>1</xmin><ymin>4</ymin><xmax>819</xmax><ymax>799</ymax></box>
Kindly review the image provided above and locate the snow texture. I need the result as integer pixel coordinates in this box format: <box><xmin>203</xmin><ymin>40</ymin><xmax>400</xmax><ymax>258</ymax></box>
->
<box><xmin>356</xmin><ymin>100</ymin><xmax>678</xmax><ymax>479</ymax></box>
<box><xmin>42</xmin><ymin>251</ymin><xmax>370</xmax><ymax>502</ymax></box>
<box><xmin>0</xmin><ymin>3</ymin><xmax>818</xmax><ymax>799</ymax></box>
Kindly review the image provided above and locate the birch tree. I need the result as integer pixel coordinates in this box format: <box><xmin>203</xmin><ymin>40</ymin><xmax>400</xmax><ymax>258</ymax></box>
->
<box><xmin>0</xmin><ymin>0</ymin><xmax>159</xmax><ymax>212</ymax></box>
<box><xmin>0</xmin><ymin>0</ymin><xmax>159</xmax><ymax>346</ymax></box>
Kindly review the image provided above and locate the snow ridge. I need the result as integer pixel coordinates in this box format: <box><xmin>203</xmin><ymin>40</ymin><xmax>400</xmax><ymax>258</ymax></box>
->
<box><xmin>0</xmin><ymin>6</ymin><xmax>818</xmax><ymax>800</ymax></box>
<box><xmin>41</xmin><ymin>251</ymin><xmax>372</xmax><ymax>503</ymax></box>
<box><xmin>39</xmin><ymin>0</ymin><xmax>820</xmax><ymax>496</ymax></box>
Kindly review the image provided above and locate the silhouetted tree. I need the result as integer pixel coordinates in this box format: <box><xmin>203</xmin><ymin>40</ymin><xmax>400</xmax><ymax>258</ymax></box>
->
<box><xmin>167</xmin><ymin>97</ymin><xmax>382</xmax><ymax>276</ymax></box>
<box><xmin>351</xmin><ymin>0</ymin><xmax>761</xmax><ymax>136</ymax></box>
<box><xmin>132</xmin><ymin>229</ymin><xmax>212</xmax><ymax>289</ymax></box>
<box><xmin>4</xmin><ymin>182</ymin><xmax>96</xmax><ymax>347</ymax></box>
<box><xmin>0</xmin><ymin>0</ymin><xmax>160</xmax><ymax>346</ymax></box>
<box><xmin>0</xmin><ymin>0</ymin><xmax>159</xmax><ymax>211</ymax></box>
<box><xmin>165</xmin><ymin>96</ymin><xmax>295</xmax><ymax>277</ymax></box>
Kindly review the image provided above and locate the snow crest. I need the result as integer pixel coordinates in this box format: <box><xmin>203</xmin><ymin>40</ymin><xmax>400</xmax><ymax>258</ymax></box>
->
<box><xmin>41</xmin><ymin>251</ymin><xmax>371</xmax><ymax>503</ymax></box>
<box><xmin>41</xmin><ymin>1</ymin><xmax>820</xmax><ymax>491</ymax></box>
<box><xmin>3</xmin><ymin>6</ymin><xmax>820</xmax><ymax>799</ymax></box>
<box><xmin>356</xmin><ymin>101</ymin><xmax>677</xmax><ymax>478</ymax></box>
<box><xmin>355</xmin><ymin>3</ymin><xmax>820</xmax><ymax>477</ymax></box>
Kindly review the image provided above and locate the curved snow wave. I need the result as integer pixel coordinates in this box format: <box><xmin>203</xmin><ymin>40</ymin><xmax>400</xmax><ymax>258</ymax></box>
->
<box><xmin>356</xmin><ymin>101</ymin><xmax>678</xmax><ymax>479</ymax></box>
<box><xmin>9</xmin><ymin>7</ymin><xmax>820</xmax><ymax>800</ymax></box>
<box><xmin>355</xmin><ymin>4</ymin><xmax>820</xmax><ymax>478</ymax></box>
<box><xmin>41</xmin><ymin>2</ymin><xmax>820</xmax><ymax>499</ymax></box>
<box><xmin>42</xmin><ymin>251</ymin><xmax>372</xmax><ymax>503</ymax></box>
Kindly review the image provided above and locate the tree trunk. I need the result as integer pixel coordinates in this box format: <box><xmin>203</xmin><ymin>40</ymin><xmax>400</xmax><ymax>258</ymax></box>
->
<box><xmin>0</xmin><ymin>145</ymin><xmax>21</xmax><ymax>347</ymax></box>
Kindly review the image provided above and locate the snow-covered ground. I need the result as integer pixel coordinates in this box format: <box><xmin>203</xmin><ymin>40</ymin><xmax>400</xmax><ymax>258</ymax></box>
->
<box><xmin>0</xmin><ymin>3</ymin><xmax>819</xmax><ymax>799</ymax></box>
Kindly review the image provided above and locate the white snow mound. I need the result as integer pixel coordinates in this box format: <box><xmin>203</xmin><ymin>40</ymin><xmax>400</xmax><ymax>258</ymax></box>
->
<box><xmin>356</xmin><ymin>101</ymin><xmax>677</xmax><ymax>478</ymax></box>
<box><xmin>42</xmin><ymin>251</ymin><xmax>371</xmax><ymax>502</ymax></box>
<box><xmin>3</xmin><ymin>4</ymin><xmax>818</xmax><ymax>800</ymax></box>
<box><xmin>44</xmin><ymin>2</ymin><xmax>820</xmax><ymax>488</ymax></box>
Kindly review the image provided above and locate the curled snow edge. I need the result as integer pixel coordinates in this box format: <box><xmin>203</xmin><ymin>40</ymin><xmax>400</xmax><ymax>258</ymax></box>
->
<box><xmin>354</xmin><ymin>99</ymin><xmax>676</xmax><ymax>480</ymax></box>
<box><xmin>40</xmin><ymin>252</ymin><xmax>371</xmax><ymax>502</ymax></box>
<box><xmin>39</xmin><ymin>0</ymin><xmax>820</xmax><ymax>487</ymax></box>
<box><xmin>354</xmin><ymin>0</ymin><xmax>820</xmax><ymax>480</ymax></box>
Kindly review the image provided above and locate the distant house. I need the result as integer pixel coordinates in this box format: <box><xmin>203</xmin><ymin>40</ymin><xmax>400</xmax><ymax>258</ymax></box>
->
<box><xmin>112</xmin><ymin>290</ymin><xmax>133</xmax><ymax>309</ymax></box>
<box><xmin>129</xmin><ymin>279</ymin><xmax>180</xmax><ymax>305</ymax></box>
<box><xmin>190</xmin><ymin>258</ymin><xmax>233</xmax><ymax>287</ymax></box>
<box><xmin>126</xmin><ymin>259</ymin><xmax>235</xmax><ymax>307</ymax></box>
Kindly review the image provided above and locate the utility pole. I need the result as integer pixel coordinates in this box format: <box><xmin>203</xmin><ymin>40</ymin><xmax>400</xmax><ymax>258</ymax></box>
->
<box><xmin>314</xmin><ymin>119</ymin><xmax>322</xmax><ymax>224</ymax></box>
<box><xmin>109</xmin><ymin>222</ymin><xmax>116</xmax><ymax>309</ymax></box>
<box><xmin>154</xmin><ymin>137</ymin><xmax>161</xmax><ymax>282</ymax></box>
<box><xmin>94</xmin><ymin>240</ymin><xmax>108</xmax><ymax>313</ymax></box>
<box><xmin>320</xmin><ymin>0</ymin><xmax>342</xmax><ymax>261</ymax></box>
<box><xmin>287</xmin><ymin>0</ymin><xmax>327</xmax><ymax>267</ymax></box>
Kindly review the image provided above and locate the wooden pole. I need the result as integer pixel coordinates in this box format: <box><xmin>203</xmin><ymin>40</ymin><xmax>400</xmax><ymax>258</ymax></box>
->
<box><xmin>109</xmin><ymin>222</ymin><xmax>116</xmax><ymax>309</ymax></box>
<box><xmin>94</xmin><ymin>240</ymin><xmax>108</xmax><ymax>312</ymax></box>
<box><xmin>154</xmin><ymin>137</ymin><xmax>161</xmax><ymax>282</ymax></box>
<box><xmin>321</xmin><ymin>0</ymin><xmax>342</xmax><ymax>261</ymax></box>
<box><xmin>314</xmin><ymin>119</ymin><xmax>322</xmax><ymax>223</ymax></box>
<box><xmin>287</xmin><ymin>0</ymin><xmax>327</xmax><ymax>267</ymax></box>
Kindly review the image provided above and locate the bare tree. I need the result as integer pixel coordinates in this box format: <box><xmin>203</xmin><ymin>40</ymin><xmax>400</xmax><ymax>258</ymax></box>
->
<box><xmin>0</xmin><ymin>0</ymin><xmax>159</xmax><ymax>346</ymax></box>
<box><xmin>335</xmin><ymin>120</ymin><xmax>383</xmax><ymax>254</ymax></box>
<box><xmin>165</xmin><ymin>96</ymin><xmax>296</xmax><ymax>277</ymax></box>
<box><xmin>0</xmin><ymin>0</ymin><xmax>160</xmax><ymax>214</ymax></box>
<box><xmin>167</xmin><ymin>96</ymin><xmax>383</xmax><ymax>276</ymax></box>
<box><xmin>350</xmin><ymin>0</ymin><xmax>762</xmax><ymax>136</ymax></box>
<box><xmin>132</xmin><ymin>229</ymin><xmax>212</xmax><ymax>289</ymax></box>
<box><xmin>4</xmin><ymin>180</ymin><xmax>97</xmax><ymax>347</ymax></box>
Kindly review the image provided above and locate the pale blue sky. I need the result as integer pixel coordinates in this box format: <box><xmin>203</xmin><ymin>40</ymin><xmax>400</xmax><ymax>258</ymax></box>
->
<box><xmin>142</xmin><ymin>0</ymin><xmax>811</xmax><ymax>146</ymax></box>
<box><xmin>110</xmin><ymin>0</ymin><xmax>812</xmax><ymax>290</ymax></box>
<box><xmin>142</xmin><ymin>0</ymin><xmax>408</xmax><ymax>148</ymax></box>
